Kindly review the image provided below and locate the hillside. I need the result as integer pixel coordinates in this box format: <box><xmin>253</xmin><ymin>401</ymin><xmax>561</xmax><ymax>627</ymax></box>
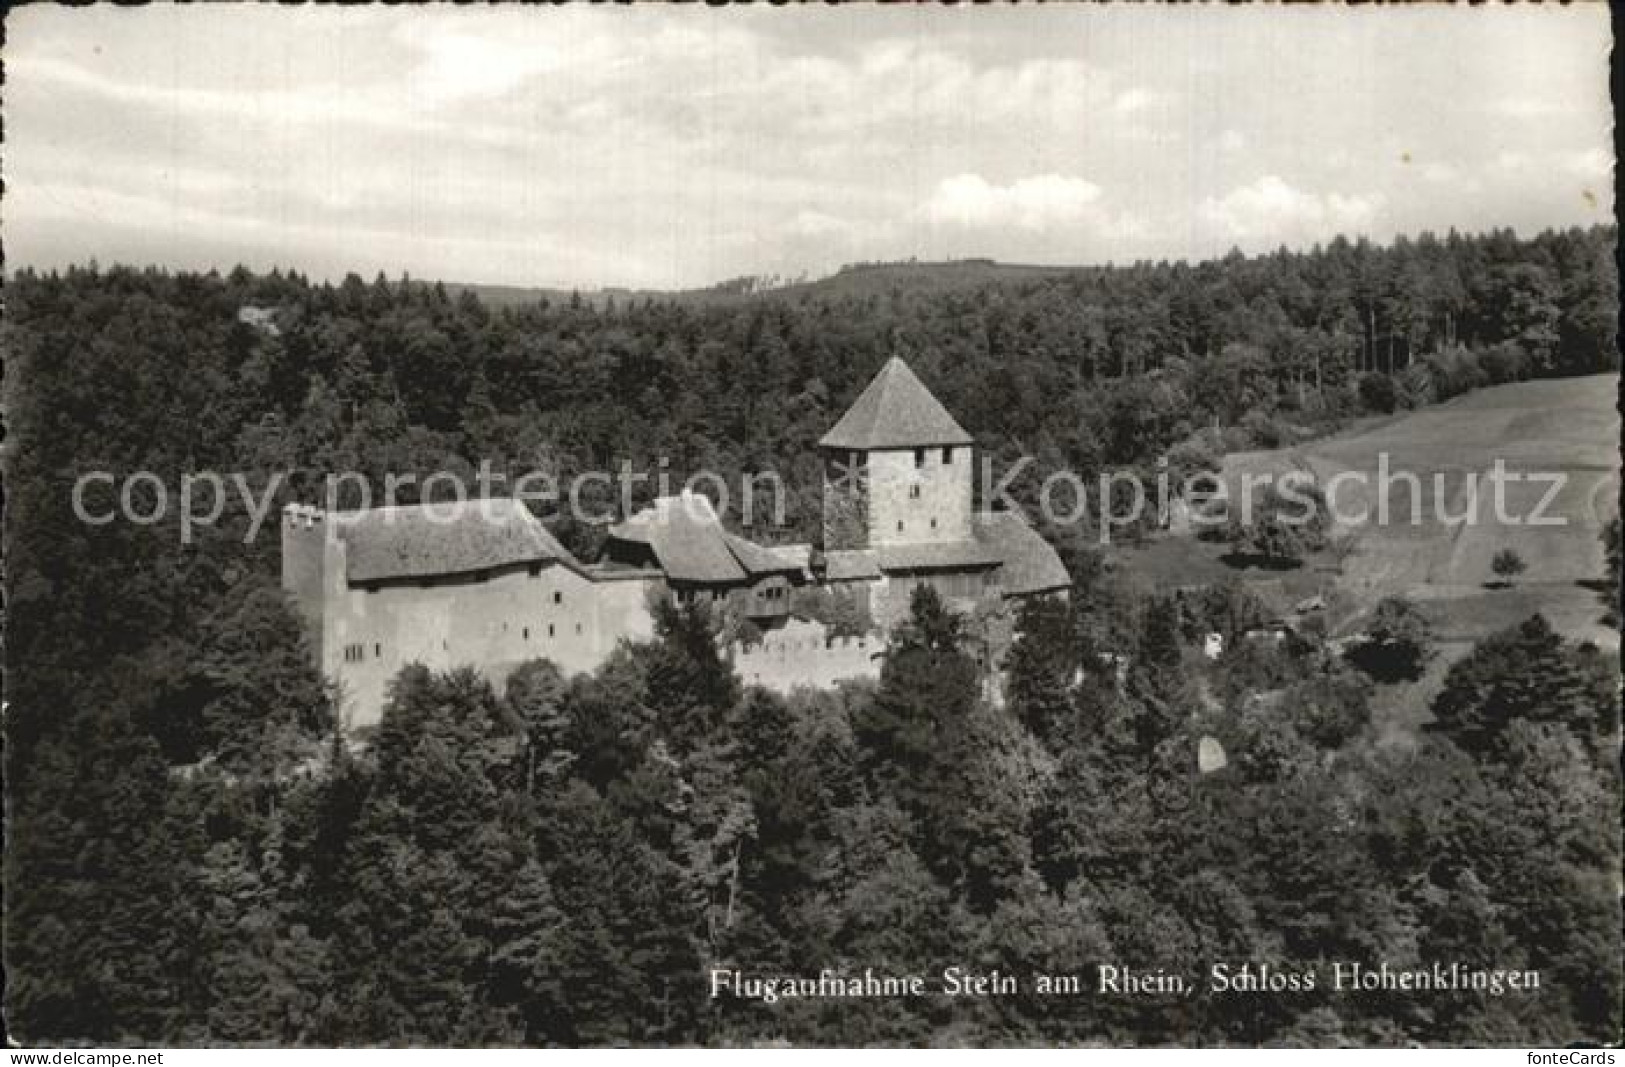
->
<box><xmin>445</xmin><ymin>281</ymin><xmax>672</xmax><ymax>310</ymax></box>
<box><xmin>1218</xmin><ymin>373</ymin><xmax>1619</xmax><ymax>650</ymax></box>
<box><xmin>763</xmin><ymin>259</ymin><xmax>1082</xmax><ymax>301</ymax></box>
<box><xmin>444</xmin><ymin>258</ymin><xmax>1085</xmax><ymax>310</ymax></box>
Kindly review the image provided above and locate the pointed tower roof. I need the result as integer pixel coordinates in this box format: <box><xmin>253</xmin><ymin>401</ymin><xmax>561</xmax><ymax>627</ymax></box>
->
<box><xmin>818</xmin><ymin>357</ymin><xmax>974</xmax><ymax>450</ymax></box>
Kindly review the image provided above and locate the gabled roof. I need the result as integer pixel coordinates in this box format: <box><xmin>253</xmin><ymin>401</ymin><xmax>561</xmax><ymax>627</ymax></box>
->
<box><xmin>824</xmin><ymin>548</ymin><xmax>881</xmax><ymax>582</ymax></box>
<box><xmin>723</xmin><ymin>532</ymin><xmax>800</xmax><ymax>576</ymax></box>
<box><xmin>335</xmin><ymin>498</ymin><xmax>578</xmax><ymax>584</ymax></box>
<box><xmin>972</xmin><ymin>510</ymin><xmax>1071</xmax><ymax>596</ymax></box>
<box><xmin>762</xmin><ymin>542</ymin><xmax>814</xmax><ymax>578</ymax></box>
<box><xmin>606</xmin><ymin>491</ymin><xmax>803</xmax><ymax>585</ymax></box>
<box><xmin>819</xmin><ymin>356</ymin><xmax>974</xmax><ymax>451</ymax></box>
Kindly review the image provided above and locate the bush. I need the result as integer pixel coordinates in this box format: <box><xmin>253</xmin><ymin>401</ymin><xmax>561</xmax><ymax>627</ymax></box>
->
<box><xmin>1240</xmin><ymin>408</ymin><xmax>1288</xmax><ymax>449</ymax></box>
<box><xmin>1398</xmin><ymin>364</ymin><xmax>1436</xmax><ymax>408</ymax></box>
<box><xmin>1345</xmin><ymin>595</ymin><xmax>1434</xmax><ymax>683</ymax></box>
<box><xmin>1358</xmin><ymin>372</ymin><xmax>1399</xmax><ymax>414</ymax></box>
<box><xmin>1285</xmin><ymin>669</ymin><xmax>1372</xmax><ymax>749</ymax></box>
<box><xmin>1227</xmin><ymin>477</ymin><xmax>1330</xmax><ymax>567</ymax></box>
<box><xmin>1477</xmin><ymin>341</ymin><xmax>1529</xmax><ymax>385</ymax></box>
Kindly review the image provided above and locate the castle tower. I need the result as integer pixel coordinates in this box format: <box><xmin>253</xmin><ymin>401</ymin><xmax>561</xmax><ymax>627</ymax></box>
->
<box><xmin>819</xmin><ymin>356</ymin><xmax>974</xmax><ymax>551</ymax></box>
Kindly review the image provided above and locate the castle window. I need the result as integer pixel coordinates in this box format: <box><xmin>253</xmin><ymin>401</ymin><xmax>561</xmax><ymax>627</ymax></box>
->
<box><xmin>553</xmin><ymin>591</ymin><xmax>563</xmax><ymax>605</ymax></box>
<box><xmin>374</xmin><ymin>643</ymin><xmax>381</xmax><ymax>658</ymax></box>
<box><xmin>942</xmin><ymin>446</ymin><xmax>954</xmax><ymax>465</ymax></box>
<box><xmin>914</xmin><ymin>447</ymin><xmax>926</xmax><ymax>468</ymax></box>
<box><xmin>930</xmin><ymin>518</ymin><xmax>938</xmax><ymax>530</ymax></box>
<box><xmin>523</xmin><ymin>627</ymin><xmax>530</xmax><ymax>639</ymax></box>
<box><xmin>548</xmin><ymin>624</ymin><xmax>556</xmax><ymax>638</ymax></box>
<box><xmin>909</xmin><ymin>484</ymin><xmax>921</xmax><ymax>500</ymax></box>
<box><xmin>575</xmin><ymin>623</ymin><xmax>582</xmax><ymax>635</ymax></box>
<box><xmin>897</xmin><ymin>520</ymin><xmax>904</xmax><ymax>533</ymax></box>
<box><xmin>528</xmin><ymin>563</ymin><xmax>542</xmax><ymax>577</ymax></box>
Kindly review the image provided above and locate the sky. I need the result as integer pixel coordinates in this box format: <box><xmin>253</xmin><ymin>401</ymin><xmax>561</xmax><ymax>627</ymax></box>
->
<box><xmin>3</xmin><ymin>5</ymin><xmax>1614</xmax><ymax>290</ymax></box>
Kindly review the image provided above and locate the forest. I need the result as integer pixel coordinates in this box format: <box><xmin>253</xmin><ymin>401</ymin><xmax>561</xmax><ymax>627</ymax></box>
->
<box><xmin>3</xmin><ymin>224</ymin><xmax>1619</xmax><ymax>1045</ymax></box>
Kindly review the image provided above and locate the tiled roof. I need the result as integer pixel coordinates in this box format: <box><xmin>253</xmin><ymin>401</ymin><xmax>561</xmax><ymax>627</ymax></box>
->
<box><xmin>724</xmin><ymin>532</ymin><xmax>803</xmax><ymax>576</ymax></box>
<box><xmin>606</xmin><ymin>492</ymin><xmax>802</xmax><ymax>584</ymax></box>
<box><xmin>336</xmin><ymin>498</ymin><xmax>577</xmax><ymax>584</ymax></box>
<box><xmin>824</xmin><ymin>549</ymin><xmax>881</xmax><ymax>582</ymax></box>
<box><xmin>972</xmin><ymin>510</ymin><xmax>1071</xmax><ymax>595</ymax></box>
<box><xmin>872</xmin><ymin>539</ymin><xmax>1002</xmax><ymax>573</ymax></box>
<box><xmin>819</xmin><ymin>356</ymin><xmax>974</xmax><ymax>451</ymax></box>
<box><xmin>762</xmin><ymin>542</ymin><xmax>814</xmax><ymax>577</ymax></box>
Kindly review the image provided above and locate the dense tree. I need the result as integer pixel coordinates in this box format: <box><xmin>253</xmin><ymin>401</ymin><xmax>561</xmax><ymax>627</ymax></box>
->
<box><xmin>1229</xmin><ymin>479</ymin><xmax>1330</xmax><ymax>567</ymax></box>
<box><xmin>644</xmin><ymin>598</ymin><xmax>741</xmax><ymax>751</ymax></box>
<box><xmin>1005</xmin><ymin>595</ymin><xmax>1079</xmax><ymax>747</ymax></box>
<box><xmin>1346</xmin><ymin>595</ymin><xmax>1434</xmax><ymax>683</ymax></box>
<box><xmin>504</xmin><ymin>658</ymin><xmax>572</xmax><ymax>790</ymax></box>
<box><xmin>1430</xmin><ymin>614</ymin><xmax>1598</xmax><ymax>756</ymax></box>
<box><xmin>854</xmin><ymin>586</ymin><xmax>980</xmax><ymax>798</ymax></box>
<box><xmin>5</xmin><ymin>226</ymin><xmax>1619</xmax><ymax>1045</ymax></box>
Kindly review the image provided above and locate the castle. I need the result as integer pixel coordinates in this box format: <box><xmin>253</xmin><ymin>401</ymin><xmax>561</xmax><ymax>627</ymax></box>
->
<box><xmin>282</xmin><ymin>357</ymin><xmax>1068</xmax><ymax>727</ymax></box>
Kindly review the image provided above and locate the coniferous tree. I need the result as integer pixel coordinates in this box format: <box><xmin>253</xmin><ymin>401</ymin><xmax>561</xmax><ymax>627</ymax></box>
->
<box><xmin>1431</xmin><ymin>614</ymin><xmax>1595</xmax><ymax>756</ymax></box>
<box><xmin>1006</xmin><ymin>595</ymin><xmax>1079</xmax><ymax>747</ymax></box>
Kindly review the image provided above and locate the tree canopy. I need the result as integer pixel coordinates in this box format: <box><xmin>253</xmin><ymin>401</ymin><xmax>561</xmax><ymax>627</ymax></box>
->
<box><xmin>5</xmin><ymin>226</ymin><xmax>1620</xmax><ymax>1045</ymax></box>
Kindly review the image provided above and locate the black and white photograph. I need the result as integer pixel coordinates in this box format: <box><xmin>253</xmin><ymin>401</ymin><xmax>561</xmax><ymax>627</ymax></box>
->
<box><xmin>2</xmin><ymin>2</ymin><xmax>1620</xmax><ymax>1051</ymax></box>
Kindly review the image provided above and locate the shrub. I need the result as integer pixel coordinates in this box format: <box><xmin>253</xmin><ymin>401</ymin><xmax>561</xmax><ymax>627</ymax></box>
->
<box><xmin>1345</xmin><ymin>595</ymin><xmax>1434</xmax><ymax>683</ymax></box>
<box><xmin>1358</xmin><ymin>372</ymin><xmax>1399</xmax><ymax>414</ymax></box>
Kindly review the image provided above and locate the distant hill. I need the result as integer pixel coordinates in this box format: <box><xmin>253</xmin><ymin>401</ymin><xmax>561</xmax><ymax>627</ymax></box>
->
<box><xmin>444</xmin><ymin>258</ymin><xmax>1088</xmax><ymax>310</ymax></box>
<box><xmin>761</xmin><ymin>259</ymin><xmax>1083</xmax><ymax>302</ymax></box>
<box><xmin>444</xmin><ymin>281</ymin><xmax>672</xmax><ymax>310</ymax></box>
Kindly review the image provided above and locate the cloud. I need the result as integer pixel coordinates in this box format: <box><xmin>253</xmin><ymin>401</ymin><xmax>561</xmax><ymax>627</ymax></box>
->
<box><xmin>1199</xmin><ymin>176</ymin><xmax>1383</xmax><ymax>245</ymax></box>
<box><xmin>1112</xmin><ymin>88</ymin><xmax>1170</xmax><ymax>115</ymax></box>
<box><xmin>5</xmin><ymin>54</ymin><xmax>430</xmax><ymax>135</ymax></box>
<box><xmin>924</xmin><ymin>173</ymin><xmax>1106</xmax><ymax>232</ymax></box>
<box><xmin>1564</xmin><ymin>148</ymin><xmax>1612</xmax><ymax>181</ymax></box>
<box><xmin>397</xmin><ymin>27</ymin><xmax>565</xmax><ymax>106</ymax></box>
<box><xmin>1</xmin><ymin>6</ymin><xmax>1613</xmax><ymax>287</ymax></box>
<box><xmin>788</xmin><ymin>210</ymin><xmax>854</xmax><ymax>239</ymax></box>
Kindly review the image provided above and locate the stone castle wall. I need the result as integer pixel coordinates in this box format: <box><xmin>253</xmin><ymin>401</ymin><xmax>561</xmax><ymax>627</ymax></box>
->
<box><xmin>866</xmin><ymin>446</ymin><xmax>972</xmax><ymax>547</ymax></box>
<box><xmin>730</xmin><ymin>618</ymin><xmax>883</xmax><ymax>694</ymax></box>
<box><xmin>283</xmin><ymin>506</ymin><xmax>659</xmax><ymax>730</ymax></box>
